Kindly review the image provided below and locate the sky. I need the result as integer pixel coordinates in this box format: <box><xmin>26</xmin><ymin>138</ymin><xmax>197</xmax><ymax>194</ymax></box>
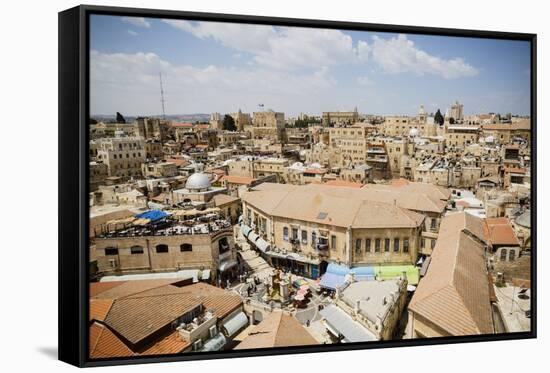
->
<box><xmin>90</xmin><ymin>15</ymin><xmax>531</xmax><ymax>117</ymax></box>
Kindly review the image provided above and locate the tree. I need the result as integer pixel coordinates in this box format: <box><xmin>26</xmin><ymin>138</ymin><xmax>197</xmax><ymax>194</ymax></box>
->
<box><xmin>434</xmin><ymin>109</ymin><xmax>444</xmax><ymax>126</ymax></box>
<box><xmin>222</xmin><ymin>114</ymin><xmax>237</xmax><ymax>131</ymax></box>
<box><xmin>116</xmin><ymin>112</ymin><xmax>126</xmax><ymax>123</ymax></box>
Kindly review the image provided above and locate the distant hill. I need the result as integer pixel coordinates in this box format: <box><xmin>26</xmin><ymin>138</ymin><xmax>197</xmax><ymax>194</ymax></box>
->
<box><xmin>90</xmin><ymin>113</ymin><xmax>210</xmax><ymax>123</ymax></box>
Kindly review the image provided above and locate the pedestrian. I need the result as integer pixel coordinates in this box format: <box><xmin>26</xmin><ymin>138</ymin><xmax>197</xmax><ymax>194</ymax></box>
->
<box><xmin>306</xmin><ymin>319</ymin><xmax>310</xmax><ymax>327</ymax></box>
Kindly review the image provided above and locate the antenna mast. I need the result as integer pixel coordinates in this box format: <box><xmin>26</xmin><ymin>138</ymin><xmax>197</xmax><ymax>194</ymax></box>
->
<box><xmin>159</xmin><ymin>71</ymin><xmax>166</xmax><ymax>120</ymax></box>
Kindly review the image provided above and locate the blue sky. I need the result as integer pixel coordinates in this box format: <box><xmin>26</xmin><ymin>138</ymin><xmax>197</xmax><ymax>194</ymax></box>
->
<box><xmin>90</xmin><ymin>15</ymin><xmax>531</xmax><ymax>117</ymax></box>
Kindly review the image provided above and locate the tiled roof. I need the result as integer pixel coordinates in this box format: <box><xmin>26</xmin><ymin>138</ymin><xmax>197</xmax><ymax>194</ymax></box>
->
<box><xmin>242</xmin><ymin>183</ymin><xmax>425</xmax><ymax>229</ymax></box>
<box><xmin>485</xmin><ymin>218</ymin><xmax>520</xmax><ymax>246</ymax></box>
<box><xmin>220</xmin><ymin>175</ymin><xmax>255</xmax><ymax>185</ymax></box>
<box><xmin>409</xmin><ymin>212</ymin><xmax>494</xmax><ymax>336</ymax></box>
<box><xmin>89</xmin><ymin>281</ymin><xmax>126</xmax><ymax>298</ymax></box>
<box><xmin>235</xmin><ymin>311</ymin><xmax>316</xmax><ymax>349</ymax></box>
<box><xmin>89</xmin><ymin>322</ymin><xmax>134</xmax><ymax>359</ymax></box>
<box><xmin>92</xmin><ymin>281</ymin><xmax>242</xmax><ymax>347</ymax></box>
<box><xmin>89</xmin><ymin>299</ymin><xmax>114</xmax><ymax>322</ymax></box>
<box><xmin>138</xmin><ymin>330</ymin><xmax>190</xmax><ymax>355</ymax></box>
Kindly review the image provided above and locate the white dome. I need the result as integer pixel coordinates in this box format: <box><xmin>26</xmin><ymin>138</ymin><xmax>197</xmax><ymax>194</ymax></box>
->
<box><xmin>409</xmin><ymin>128</ymin><xmax>419</xmax><ymax>137</ymax></box>
<box><xmin>185</xmin><ymin>172</ymin><xmax>211</xmax><ymax>190</ymax></box>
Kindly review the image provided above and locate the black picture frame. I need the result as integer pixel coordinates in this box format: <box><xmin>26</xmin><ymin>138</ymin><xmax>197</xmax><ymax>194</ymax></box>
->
<box><xmin>58</xmin><ymin>4</ymin><xmax>537</xmax><ymax>368</ymax></box>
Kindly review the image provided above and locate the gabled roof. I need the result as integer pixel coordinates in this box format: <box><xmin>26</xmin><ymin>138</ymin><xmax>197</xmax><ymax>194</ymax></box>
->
<box><xmin>92</xmin><ymin>281</ymin><xmax>242</xmax><ymax>347</ymax></box>
<box><xmin>485</xmin><ymin>218</ymin><xmax>520</xmax><ymax>246</ymax></box>
<box><xmin>409</xmin><ymin>212</ymin><xmax>494</xmax><ymax>336</ymax></box>
<box><xmin>89</xmin><ymin>322</ymin><xmax>134</xmax><ymax>359</ymax></box>
<box><xmin>234</xmin><ymin>311</ymin><xmax>316</xmax><ymax>350</ymax></box>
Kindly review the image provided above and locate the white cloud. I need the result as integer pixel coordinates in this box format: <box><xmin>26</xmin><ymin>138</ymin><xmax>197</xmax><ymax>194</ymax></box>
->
<box><xmin>163</xmin><ymin>20</ymin><xmax>358</xmax><ymax>70</ymax></box>
<box><xmin>162</xmin><ymin>20</ymin><xmax>275</xmax><ymax>55</ymax></box>
<box><xmin>121</xmin><ymin>17</ymin><xmax>151</xmax><ymax>29</ymax></box>
<box><xmin>90</xmin><ymin>50</ymin><xmax>336</xmax><ymax>115</ymax></box>
<box><xmin>357</xmin><ymin>40</ymin><xmax>370</xmax><ymax>62</ymax></box>
<box><xmin>127</xmin><ymin>30</ymin><xmax>138</xmax><ymax>36</ymax></box>
<box><xmin>369</xmin><ymin>34</ymin><xmax>478</xmax><ymax>79</ymax></box>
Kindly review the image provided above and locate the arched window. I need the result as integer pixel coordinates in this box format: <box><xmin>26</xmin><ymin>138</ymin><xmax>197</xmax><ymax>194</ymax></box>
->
<box><xmin>156</xmin><ymin>244</ymin><xmax>169</xmax><ymax>253</ymax></box>
<box><xmin>130</xmin><ymin>246</ymin><xmax>144</xmax><ymax>255</ymax></box>
<box><xmin>283</xmin><ymin>227</ymin><xmax>289</xmax><ymax>241</ymax></box>
<box><xmin>218</xmin><ymin>237</ymin><xmax>229</xmax><ymax>254</ymax></box>
<box><xmin>180</xmin><ymin>243</ymin><xmax>193</xmax><ymax>252</ymax></box>
<box><xmin>508</xmin><ymin>249</ymin><xmax>516</xmax><ymax>261</ymax></box>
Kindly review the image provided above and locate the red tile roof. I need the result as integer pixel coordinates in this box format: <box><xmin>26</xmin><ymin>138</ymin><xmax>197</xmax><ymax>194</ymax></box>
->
<box><xmin>89</xmin><ymin>322</ymin><xmax>134</xmax><ymax>359</ymax></box>
<box><xmin>220</xmin><ymin>175</ymin><xmax>255</xmax><ymax>185</ymax></box>
<box><xmin>485</xmin><ymin>218</ymin><xmax>520</xmax><ymax>246</ymax></box>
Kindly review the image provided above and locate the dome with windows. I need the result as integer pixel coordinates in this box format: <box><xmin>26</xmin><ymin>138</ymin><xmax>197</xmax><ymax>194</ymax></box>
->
<box><xmin>185</xmin><ymin>172</ymin><xmax>211</xmax><ymax>191</ymax></box>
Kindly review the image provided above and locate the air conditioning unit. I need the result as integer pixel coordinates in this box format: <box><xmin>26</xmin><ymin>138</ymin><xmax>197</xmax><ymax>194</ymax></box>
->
<box><xmin>193</xmin><ymin>339</ymin><xmax>203</xmax><ymax>351</ymax></box>
<box><xmin>209</xmin><ymin>325</ymin><xmax>217</xmax><ymax>338</ymax></box>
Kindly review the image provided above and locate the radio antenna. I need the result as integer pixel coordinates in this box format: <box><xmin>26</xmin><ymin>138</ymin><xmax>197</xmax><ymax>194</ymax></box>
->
<box><xmin>159</xmin><ymin>71</ymin><xmax>166</xmax><ymax>120</ymax></box>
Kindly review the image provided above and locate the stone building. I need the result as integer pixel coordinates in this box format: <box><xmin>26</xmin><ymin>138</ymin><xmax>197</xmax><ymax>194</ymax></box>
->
<box><xmin>96</xmin><ymin>136</ymin><xmax>146</xmax><ymax>178</ymax></box>
<box><xmin>137</xmin><ymin>117</ymin><xmax>169</xmax><ymax>141</ymax></box>
<box><xmin>240</xmin><ymin>183</ymin><xmax>427</xmax><ymax>279</ymax></box>
<box><xmin>250</xmin><ymin>110</ymin><xmax>285</xmax><ymax>141</ymax></box>
<box><xmin>444</xmin><ymin>124</ymin><xmax>480</xmax><ymax>148</ymax></box>
<box><xmin>322</xmin><ymin>108</ymin><xmax>359</xmax><ymax>126</ymax></box>
<box><xmin>92</xmin><ymin>212</ymin><xmax>237</xmax><ymax>283</ymax></box>
<box><xmin>230</xmin><ymin>109</ymin><xmax>252</xmax><ymax>131</ymax></box>
<box><xmin>142</xmin><ymin>161</ymin><xmax>178</xmax><ymax>178</ymax></box>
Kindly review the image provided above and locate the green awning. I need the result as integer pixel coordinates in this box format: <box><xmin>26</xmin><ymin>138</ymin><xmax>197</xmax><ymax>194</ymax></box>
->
<box><xmin>377</xmin><ymin>265</ymin><xmax>419</xmax><ymax>285</ymax></box>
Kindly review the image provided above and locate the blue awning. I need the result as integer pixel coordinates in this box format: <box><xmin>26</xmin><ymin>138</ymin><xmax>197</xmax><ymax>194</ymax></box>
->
<box><xmin>319</xmin><ymin>272</ymin><xmax>346</xmax><ymax>290</ymax></box>
<box><xmin>200</xmin><ymin>333</ymin><xmax>227</xmax><ymax>352</ymax></box>
<box><xmin>326</xmin><ymin>263</ymin><xmax>350</xmax><ymax>276</ymax></box>
<box><xmin>351</xmin><ymin>266</ymin><xmax>376</xmax><ymax>281</ymax></box>
<box><xmin>222</xmin><ymin>312</ymin><xmax>248</xmax><ymax>337</ymax></box>
<box><xmin>135</xmin><ymin>210</ymin><xmax>169</xmax><ymax>222</ymax></box>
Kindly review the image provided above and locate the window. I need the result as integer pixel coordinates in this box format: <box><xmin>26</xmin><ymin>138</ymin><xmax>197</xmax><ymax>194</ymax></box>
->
<box><xmin>421</xmin><ymin>238</ymin><xmax>425</xmax><ymax>249</ymax></box>
<box><xmin>105</xmin><ymin>247</ymin><xmax>118</xmax><ymax>256</ymax></box>
<box><xmin>130</xmin><ymin>246</ymin><xmax>144</xmax><ymax>255</ymax></box>
<box><xmin>430</xmin><ymin>239</ymin><xmax>436</xmax><ymax>250</ymax></box>
<box><xmin>430</xmin><ymin>218</ymin><xmax>437</xmax><ymax>230</ymax></box>
<box><xmin>292</xmin><ymin>228</ymin><xmax>298</xmax><ymax>240</ymax></box>
<box><xmin>375</xmin><ymin>238</ymin><xmax>381</xmax><ymax>253</ymax></box>
<box><xmin>365</xmin><ymin>239</ymin><xmax>371</xmax><ymax>252</ymax></box>
<box><xmin>509</xmin><ymin>249</ymin><xmax>516</xmax><ymax>261</ymax></box>
<box><xmin>311</xmin><ymin>232</ymin><xmax>317</xmax><ymax>247</ymax></box>
<box><xmin>156</xmin><ymin>244</ymin><xmax>169</xmax><ymax>253</ymax></box>
<box><xmin>500</xmin><ymin>248</ymin><xmax>508</xmax><ymax>261</ymax></box>
<box><xmin>301</xmin><ymin>230</ymin><xmax>308</xmax><ymax>245</ymax></box>
<box><xmin>394</xmin><ymin>238</ymin><xmax>400</xmax><ymax>252</ymax></box>
<box><xmin>180</xmin><ymin>243</ymin><xmax>193</xmax><ymax>252</ymax></box>
<box><xmin>384</xmin><ymin>238</ymin><xmax>390</xmax><ymax>252</ymax></box>
<box><xmin>403</xmin><ymin>238</ymin><xmax>410</xmax><ymax>253</ymax></box>
<box><xmin>331</xmin><ymin>235</ymin><xmax>337</xmax><ymax>250</ymax></box>
<box><xmin>283</xmin><ymin>227</ymin><xmax>289</xmax><ymax>241</ymax></box>
<box><xmin>355</xmin><ymin>239</ymin><xmax>362</xmax><ymax>254</ymax></box>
